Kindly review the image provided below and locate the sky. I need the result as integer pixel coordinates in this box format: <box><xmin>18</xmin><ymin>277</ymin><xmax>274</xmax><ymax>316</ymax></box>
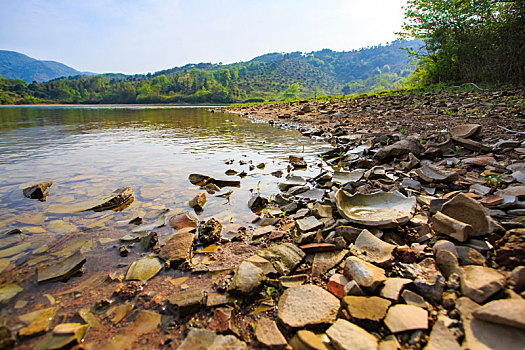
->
<box><xmin>0</xmin><ymin>0</ymin><xmax>409</xmax><ymax>75</ymax></box>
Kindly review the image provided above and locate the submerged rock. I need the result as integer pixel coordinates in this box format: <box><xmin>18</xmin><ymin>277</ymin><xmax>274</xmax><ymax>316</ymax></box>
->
<box><xmin>189</xmin><ymin>192</ymin><xmax>206</xmax><ymax>209</ymax></box>
<box><xmin>23</xmin><ymin>182</ymin><xmax>52</xmax><ymax>201</ymax></box>
<box><xmin>86</xmin><ymin>186</ymin><xmax>134</xmax><ymax>212</ymax></box>
<box><xmin>335</xmin><ymin>190</ymin><xmax>416</xmax><ymax>228</ymax></box>
<box><xmin>35</xmin><ymin>323</ymin><xmax>88</xmax><ymax>350</ymax></box>
<box><xmin>167</xmin><ymin>211</ymin><xmax>198</xmax><ymax>231</ymax></box>
<box><xmin>37</xmin><ymin>251</ymin><xmax>86</xmax><ymax>284</ymax></box>
<box><xmin>189</xmin><ymin>173</ymin><xmax>240</xmax><ymax>188</ymax></box>
<box><xmin>125</xmin><ymin>257</ymin><xmax>163</xmax><ymax>282</ymax></box>
<box><xmin>18</xmin><ymin>307</ymin><xmax>57</xmax><ymax>338</ymax></box>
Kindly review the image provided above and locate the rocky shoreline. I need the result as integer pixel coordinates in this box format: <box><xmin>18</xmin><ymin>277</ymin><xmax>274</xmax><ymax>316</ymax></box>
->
<box><xmin>1</xmin><ymin>87</ymin><xmax>524</xmax><ymax>349</ymax></box>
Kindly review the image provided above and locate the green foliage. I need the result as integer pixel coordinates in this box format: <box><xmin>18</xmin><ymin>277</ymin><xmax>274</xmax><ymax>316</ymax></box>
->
<box><xmin>400</xmin><ymin>0</ymin><xmax>525</xmax><ymax>85</ymax></box>
<box><xmin>0</xmin><ymin>40</ymin><xmax>422</xmax><ymax>104</ymax></box>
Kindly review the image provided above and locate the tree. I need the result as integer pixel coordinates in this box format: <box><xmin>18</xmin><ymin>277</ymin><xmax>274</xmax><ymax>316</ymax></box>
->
<box><xmin>283</xmin><ymin>83</ymin><xmax>300</xmax><ymax>100</ymax></box>
<box><xmin>399</xmin><ymin>0</ymin><xmax>525</xmax><ymax>85</ymax></box>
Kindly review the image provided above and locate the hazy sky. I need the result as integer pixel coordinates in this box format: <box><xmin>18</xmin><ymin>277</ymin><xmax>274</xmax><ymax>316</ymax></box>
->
<box><xmin>0</xmin><ymin>0</ymin><xmax>409</xmax><ymax>74</ymax></box>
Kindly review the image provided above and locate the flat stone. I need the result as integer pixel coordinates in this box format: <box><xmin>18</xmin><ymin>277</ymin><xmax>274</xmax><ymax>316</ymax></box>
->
<box><xmin>0</xmin><ymin>284</ymin><xmax>22</xmax><ymax>303</ymax></box>
<box><xmin>289</xmin><ymin>330</ymin><xmax>329</xmax><ymax>350</ymax></box>
<box><xmin>206</xmin><ymin>293</ymin><xmax>236</xmax><ymax>308</ymax></box>
<box><xmin>326</xmin><ymin>319</ymin><xmax>378</xmax><ymax>350</ymax></box>
<box><xmin>279</xmin><ymin>274</ymin><xmax>307</xmax><ymax>289</ymax></box>
<box><xmin>36</xmin><ymin>323</ymin><xmax>88</xmax><ymax>350</ymax></box>
<box><xmin>415</xmin><ymin>164</ymin><xmax>458</xmax><ymax>183</ymax></box>
<box><xmin>178</xmin><ymin>328</ymin><xmax>248</xmax><ymax>350</ymax></box>
<box><xmin>456</xmin><ymin>246</ymin><xmax>486</xmax><ymax>265</ymax></box>
<box><xmin>227</xmin><ymin>261</ymin><xmax>265</xmax><ymax>295</ymax></box>
<box><xmin>384</xmin><ymin>304</ymin><xmax>428</xmax><ymax>333</ymax></box>
<box><xmin>312</xmin><ymin>203</ymin><xmax>333</xmax><ymax>218</ymax></box>
<box><xmin>312</xmin><ymin>249</ymin><xmax>348</xmax><ymax>277</ymax></box>
<box><xmin>336</xmin><ymin>225</ymin><xmax>362</xmax><ymax>243</ymax></box>
<box><xmin>378</xmin><ymin>335</ymin><xmax>400</xmax><ymax>350</ymax></box>
<box><xmin>342</xmin><ymin>296</ymin><xmax>391</xmax><ymax>323</ymax></box>
<box><xmin>167</xmin><ymin>288</ymin><xmax>205</xmax><ymax>316</ymax></box>
<box><xmin>401</xmin><ymin>290</ymin><xmax>428</xmax><ymax>309</ymax></box>
<box><xmin>424</xmin><ymin>317</ymin><xmax>461</xmax><ymax>350</ymax></box>
<box><xmin>167</xmin><ymin>211</ymin><xmax>198</xmax><ymax>230</ymax></box>
<box><xmin>87</xmin><ymin>186</ymin><xmax>134</xmax><ymax>212</ymax></box>
<box><xmin>457</xmin><ymin>297</ymin><xmax>525</xmax><ymax>350</ymax></box>
<box><xmin>278</xmin><ymin>284</ymin><xmax>340</xmax><ymax>328</ymax></box>
<box><xmin>441</xmin><ymin>193</ymin><xmax>492</xmax><ymax>236</ymax></box>
<box><xmin>255</xmin><ymin>316</ymin><xmax>288</xmax><ymax>348</ymax></box>
<box><xmin>472</xmin><ymin>299</ymin><xmax>525</xmax><ymax>330</ymax></box>
<box><xmin>300</xmin><ymin>243</ymin><xmax>337</xmax><ymax>253</ymax></box>
<box><xmin>450</xmin><ymin>124</ymin><xmax>481</xmax><ymax>139</ymax></box>
<box><xmin>295</xmin><ymin>189</ymin><xmax>325</xmax><ymax>201</ymax></box>
<box><xmin>18</xmin><ymin>307</ymin><xmax>57</xmax><ymax>337</ymax></box>
<box><xmin>471</xmin><ymin>184</ymin><xmax>491</xmax><ymax>196</ymax></box>
<box><xmin>460</xmin><ymin>265</ymin><xmax>506</xmax><ymax>303</ymax></box>
<box><xmin>373</xmin><ymin>137</ymin><xmax>424</xmax><ymax>163</ymax></box>
<box><xmin>296</xmin><ymin>216</ymin><xmax>324</xmax><ymax>233</ymax></box>
<box><xmin>256</xmin><ymin>243</ymin><xmax>305</xmax><ymax>276</ymax></box>
<box><xmin>350</xmin><ymin>229</ymin><xmax>395</xmax><ymax>266</ymax></box>
<box><xmin>496</xmin><ymin>185</ymin><xmax>525</xmax><ymax>197</ymax></box>
<box><xmin>101</xmin><ymin>311</ymin><xmax>162</xmax><ymax>350</ymax></box>
<box><xmin>37</xmin><ymin>251</ymin><xmax>86</xmax><ymax>284</ymax></box>
<box><xmin>453</xmin><ymin>137</ymin><xmax>492</xmax><ymax>152</ymax></box>
<box><xmin>380</xmin><ymin>278</ymin><xmax>412</xmax><ymax>301</ymax></box>
<box><xmin>158</xmin><ymin>231</ymin><xmax>194</xmax><ymax>267</ymax></box>
<box><xmin>125</xmin><ymin>257</ymin><xmax>163</xmax><ymax>282</ymax></box>
<box><xmin>244</xmin><ymin>255</ymin><xmax>277</xmax><ymax>275</ymax></box>
<box><xmin>432</xmin><ymin>211</ymin><xmax>473</xmax><ymax>242</ymax></box>
<box><xmin>343</xmin><ymin>256</ymin><xmax>386</xmax><ymax>291</ymax></box>
<box><xmin>207</xmin><ymin>307</ymin><xmax>235</xmax><ymax>334</ymax></box>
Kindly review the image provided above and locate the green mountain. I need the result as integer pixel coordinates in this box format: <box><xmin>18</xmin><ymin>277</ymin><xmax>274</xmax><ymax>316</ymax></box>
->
<box><xmin>0</xmin><ymin>39</ymin><xmax>423</xmax><ymax>104</ymax></box>
<box><xmin>0</xmin><ymin>50</ymin><xmax>92</xmax><ymax>83</ymax></box>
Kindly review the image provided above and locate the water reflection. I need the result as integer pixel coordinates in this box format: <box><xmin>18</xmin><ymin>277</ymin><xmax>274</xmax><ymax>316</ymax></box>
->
<box><xmin>0</xmin><ymin>105</ymin><xmax>329</xmax><ymax>231</ymax></box>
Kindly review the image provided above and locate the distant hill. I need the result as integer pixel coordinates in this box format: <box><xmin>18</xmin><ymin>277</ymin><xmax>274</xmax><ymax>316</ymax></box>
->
<box><xmin>0</xmin><ymin>50</ymin><xmax>93</xmax><ymax>83</ymax></box>
<box><xmin>1</xmin><ymin>39</ymin><xmax>424</xmax><ymax>104</ymax></box>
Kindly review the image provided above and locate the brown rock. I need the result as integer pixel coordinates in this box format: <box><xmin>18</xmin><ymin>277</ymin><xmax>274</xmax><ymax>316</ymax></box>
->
<box><xmin>384</xmin><ymin>304</ymin><xmax>428</xmax><ymax>333</ymax></box>
<box><xmin>432</xmin><ymin>211</ymin><xmax>473</xmax><ymax>242</ymax></box>
<box><xmin>327</xmin><ymin>274</ymin><xmax>349</xmax><ymax>299</ymax></box>
<box><xmin>255</xmin><ymin>316</ymin><xmax>288</xmax><ymax>349</ymax></box>
<box><xmin>343</xmin><ymin>256</ymin><xmax>386</xmax><ymax>291</ymax></box>
<box><xmin>326</xmin><ymin>319</ymin><xmax>379</xmax><ymax>350</ymax></box>
<box><xmin>159</xmin><ymin>231</ymin><xmax>194</xmax><ymax>267</ymax></box>
<box><xmin>460</xmin><ymin>265</ymin><xmax>506</xmax><ymax>304</ymax></box>
<box><xmin>342</xmin><ymin>296</ymin><xmax>391</xmax><ymax>323</ymax></box>
<box><xmin>472</xmin><ymin>299</ymin><xmax>525</xmax><ymax>330</ymax></box>
<box><xmin>440</xmin><ymin>193</ymin><xmax>492</xmax><ymax>237</ymax></box>
<box><xmin>495</xmin><ymin>228</ymin><xmax>525</xmax><ymax>269</ymax></box>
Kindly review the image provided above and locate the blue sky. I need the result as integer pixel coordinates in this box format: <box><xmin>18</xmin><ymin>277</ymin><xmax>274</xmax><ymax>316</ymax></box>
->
<box><xmin>0</xmin><ymin>0</ymin><xmax>408</xmax><ymax>74</ymax></box>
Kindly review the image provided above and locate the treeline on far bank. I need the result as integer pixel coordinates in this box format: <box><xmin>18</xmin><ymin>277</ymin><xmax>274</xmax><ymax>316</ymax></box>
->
<box><xmin>0</xmin><ymin>40</ymin><xmax>419</xmax><ymax>105</ymax></box>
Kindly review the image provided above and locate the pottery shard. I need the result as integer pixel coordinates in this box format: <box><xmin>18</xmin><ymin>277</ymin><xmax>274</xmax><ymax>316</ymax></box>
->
<box><xmin>166</xmin><ymin>288</ymin><xmax>205</xmax><ymax>316</ymax></box>
<box><xmin>256</xmin><ymin>243</ymin><xmax>305</xmax><ymax>276</ymax></box>
<box><xmin>415</xmin><ymin>164</ymin><xmax>458</xmax><ymax>183</ymax></box>
<box><xmin>312</xmin><ymin>249</ymin><xmax>348</xmax><ymax>277</ymax></box>
<box><xmin>350</xmin><ymin>229</ymin><xmax>395</xmax><ymax>266</ymax></box>
<box><xmin>450</xmin><ymin>124</ymin><xmax>482</xmax><ymax>139</ymax></box>
<box><xmin>227</xmin><ymin>261</ymin><xmax>265</xmax><ymax>295</ymax></box>
<box><xmin>255</xmin><ymin>316</ymin><xmax>288</xmax><ymax>348</ymax></box>
<box><xmin>384</xmin><ymin>304</ymin><xmax>428</xmax><ymax>333</ymax></box>
<box><xmin>159</xmin><ymin>231</ymin><xmax>194</xmax><ymax>267</ymax></box>
<box><xmin>440</xmin><ymin>193</ymin><xmax>492</xmax><ymax>236</ymax></box>
<box><xmin>326</xmin><ymin>319</ymin><xmax>378</xmax><ymax>350</ymax></box>
<box><xmin>472</xmin><ymin>299</ymin><xmax>525</xmax><ymax>330</ymax></box>
<box><xmin>460</xmin><ymin>265</ymin><xmax>506</xmax><ymax>304</ymax></box>
<box><xmin>380</xmin><ymin>278</ymin><xmax>412</xmax><ymax>301</ymax></box>
<box><xmin>198</xmin><ymin>218</ymin><xmax>222</xmax><ymax>245</ymax></box>
<box><xmin>37</xmin><ymin>251</ymin><xmax>86</xmax><ymax>284</ymax></box>
<box><xmin>343</xmin><ymin>256</ymin><xmax>386</xmax><ymax>291</ymax></box>
<box><xmin>277</xmin><ymin>284</ymin><xmax>340</xmax><ymax>328</ymax></box>
<box><xmin>23</xmin><ymin>182</ymin><xmax>52</xmax><ymax>200</ymax></box>
<box><xmin>494</xmin><ymin>228</ymin><xmax>525</xmax><ymax>269</ymax></box>
<box><xmin>342</xmin><ymin>296</ymin><xmax>391</xmax><ymax>323</ymax></box>
<box><xmin>373</xmin><ymin>137</ymin><xmax>424</xmax><ymax>163</ymax></box>
<box><xmin>432</xmin><ymin>211</ymin><xmax>473</xmax><ymax>242</ymax></box>
<box><xmin>167</xmin><ymin>211</ymin><xmax>198</xmax><ymax>230</ymax></box>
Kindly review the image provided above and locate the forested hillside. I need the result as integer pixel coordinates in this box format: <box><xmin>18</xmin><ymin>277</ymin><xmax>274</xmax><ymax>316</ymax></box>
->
<box><xmin>0</xmin><ymin>50</ymin><xmax>90</xmax><ymax>83</ymax></box>
<box><xmin>0</xmin><ymin>40</ymin><xmax>421</xmax><ymax>104</ymax></box>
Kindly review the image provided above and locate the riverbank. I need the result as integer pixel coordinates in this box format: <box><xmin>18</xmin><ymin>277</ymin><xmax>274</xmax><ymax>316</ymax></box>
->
<box><xmin>1</xmin><ymin>89</ymin><xmax>524</xmax><ymax>349</ymax></box>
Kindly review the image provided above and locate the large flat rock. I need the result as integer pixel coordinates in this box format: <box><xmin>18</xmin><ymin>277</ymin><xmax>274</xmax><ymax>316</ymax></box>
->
<box><xmin>326</xmin><ymin>319</ymin><xmax>378</xmax><ymax>350</ymax></box>
<box><xmin>278</xmin><ymin>284</ymin><xmax>340</xmax><ymax>328</ymax></box>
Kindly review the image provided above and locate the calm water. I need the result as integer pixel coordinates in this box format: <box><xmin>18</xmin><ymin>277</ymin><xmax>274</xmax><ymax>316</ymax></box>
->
<box><xmin>0</xmin><ymin>105</ymin><xmax>328</xmax><ymax>235</ymax></box>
